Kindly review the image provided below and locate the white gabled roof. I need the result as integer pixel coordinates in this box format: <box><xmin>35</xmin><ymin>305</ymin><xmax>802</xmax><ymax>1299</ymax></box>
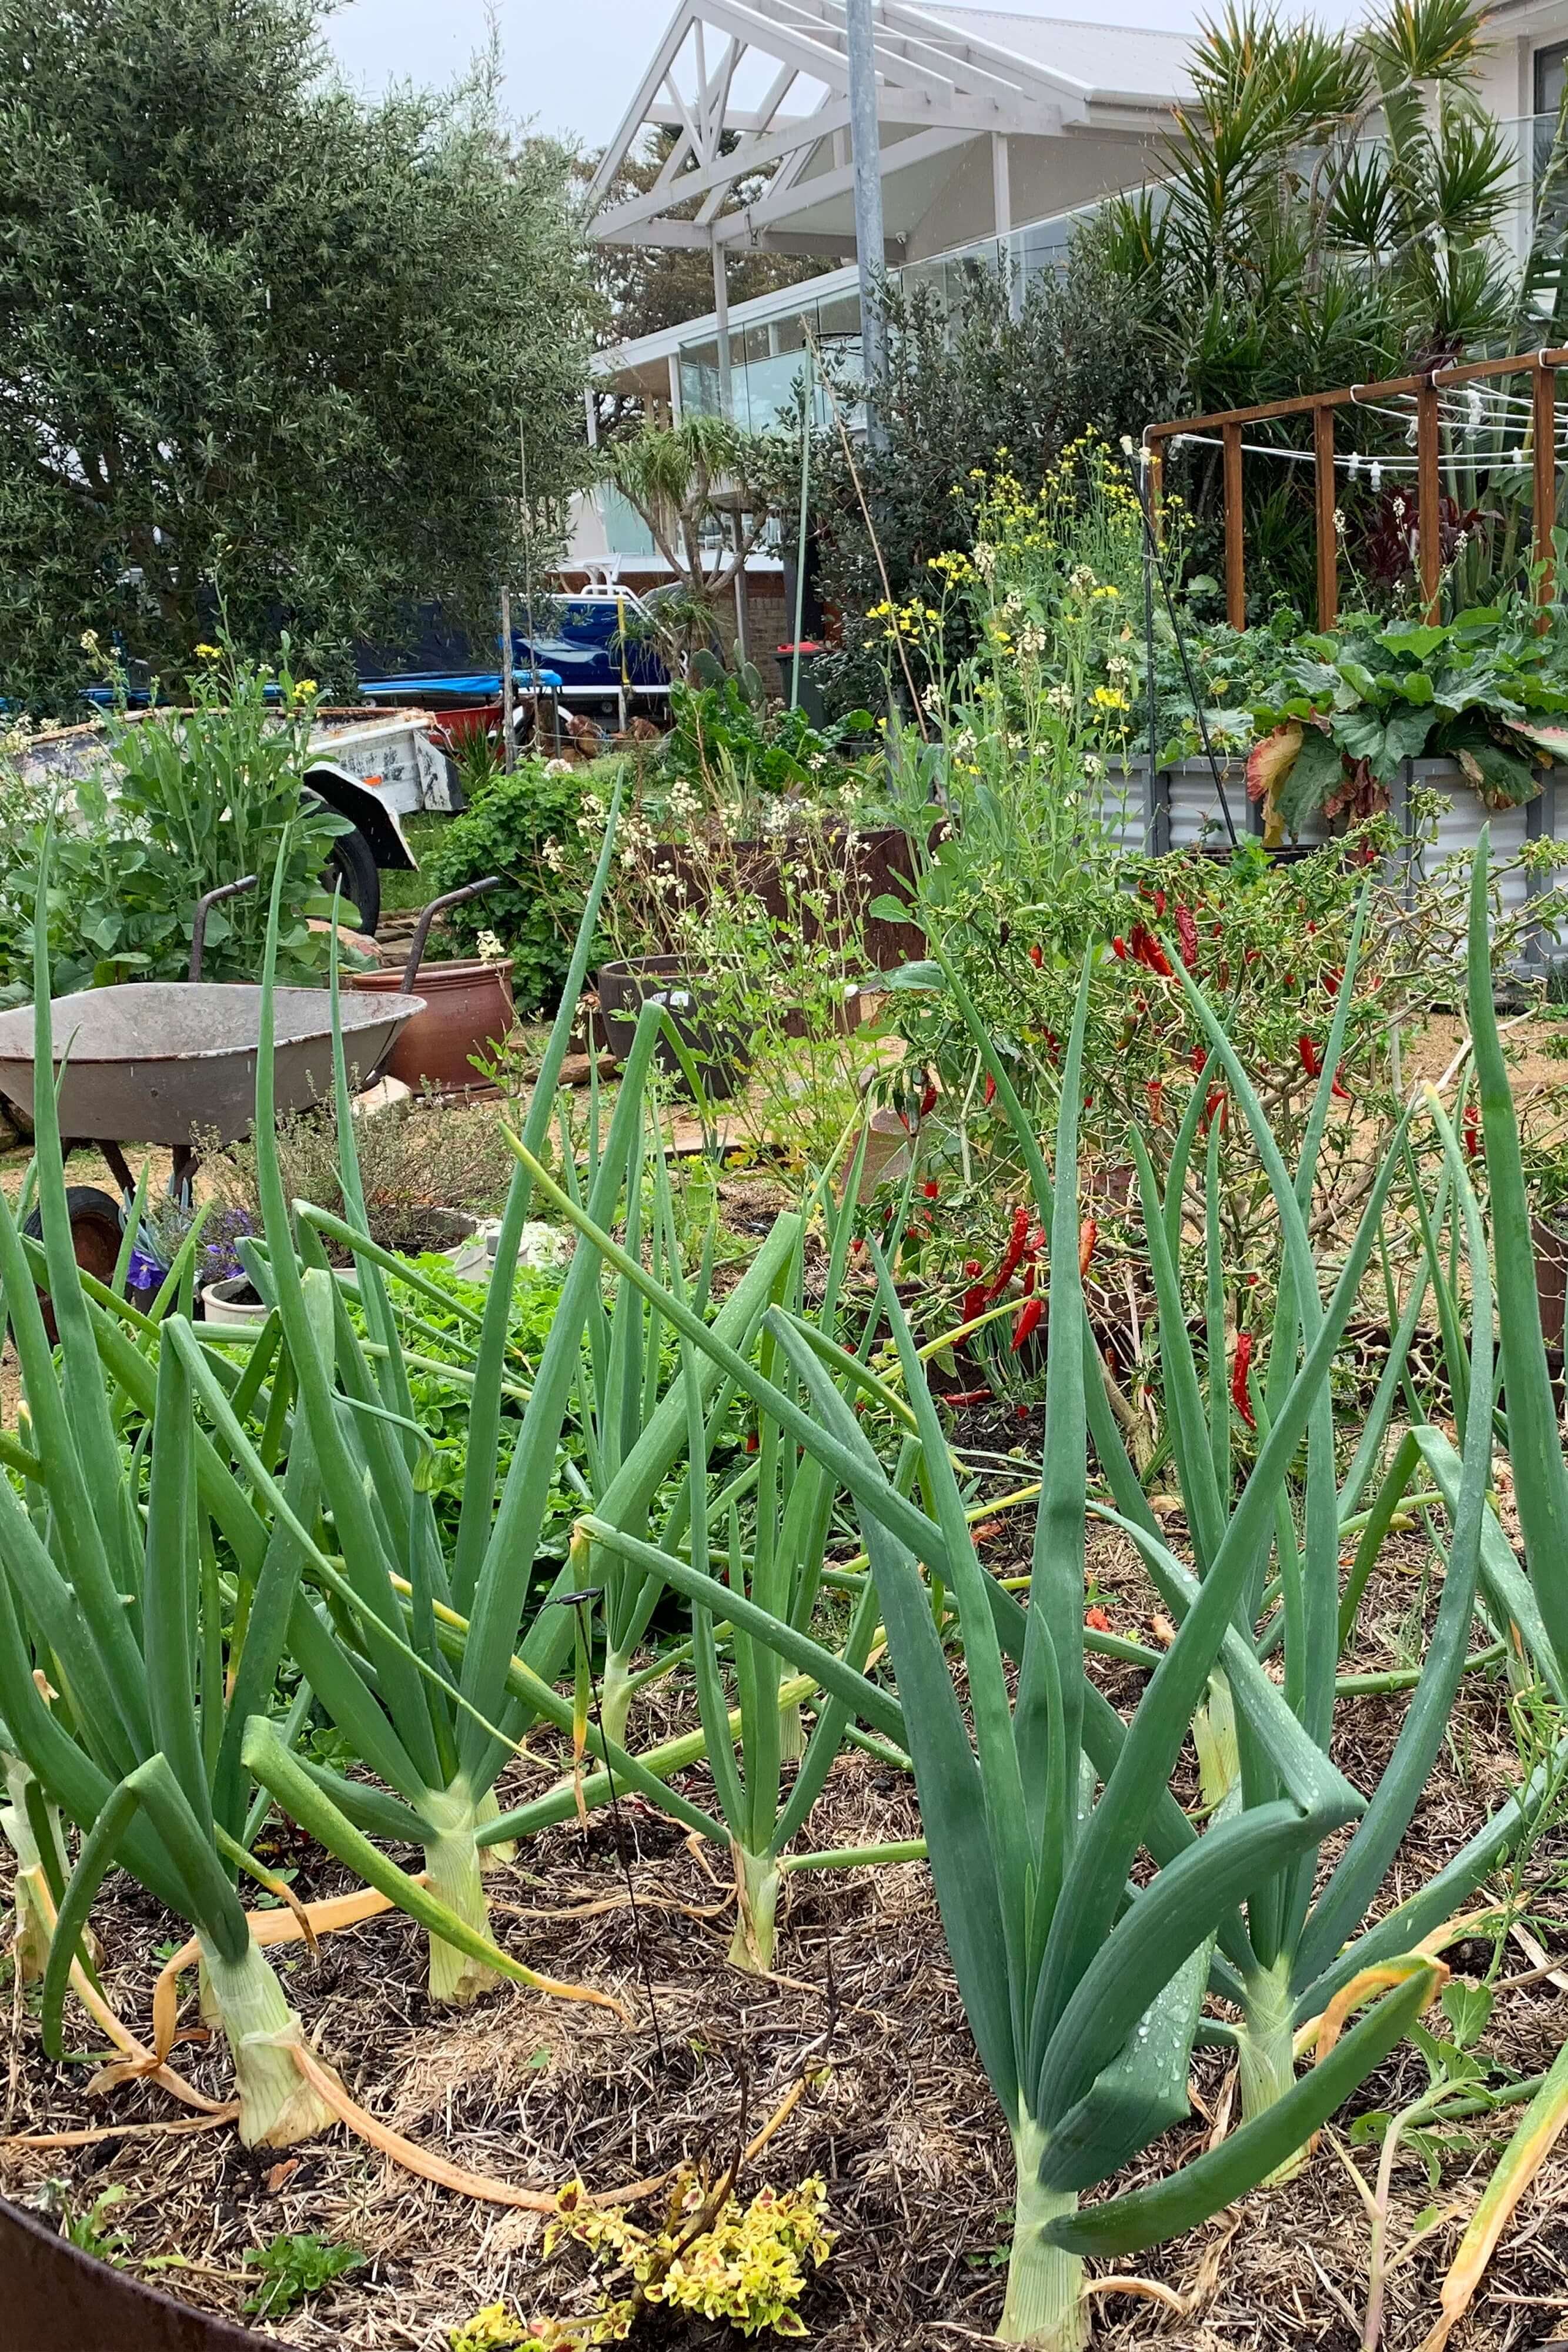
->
<box><xmin>910</xmin><ymin>6</ymin><xmax>1196</xmax><ymax>103</ymax></box>
<box><xmin>584</xmin><ymin>0</ymin><xmax>1188</xmax><ymax>259</ymax></box>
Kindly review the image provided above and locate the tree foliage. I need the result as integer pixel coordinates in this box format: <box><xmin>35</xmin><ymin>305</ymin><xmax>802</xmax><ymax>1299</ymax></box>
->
<box><xmin>0</xmin><ymin>0</ymin><xmax>596</xmax><ymax>710</ymax></box>
<box><xmin>809</xmin><ymin>253</ymin><xmax>1182</xmax><ymax>713</ymax></box>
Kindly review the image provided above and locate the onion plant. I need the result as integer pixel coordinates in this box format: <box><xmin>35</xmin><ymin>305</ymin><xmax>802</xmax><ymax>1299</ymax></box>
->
<box><xmin>517</xmin><ymin>955</ymin><xmax>1457</xmax><ymax>2348</ymax></box>
<box><xmin>0</xmin><ymin>881</ymin><xmax>339</xmax><ymax>2146</ymax></box>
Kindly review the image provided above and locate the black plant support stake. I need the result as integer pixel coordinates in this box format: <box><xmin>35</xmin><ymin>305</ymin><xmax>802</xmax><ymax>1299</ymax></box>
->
<box><xmin>1122</xmin><ymin>441</ymin><xmax>1239</xmax><ymax>848</ymax></box>
<box><xmin>549</xmin><ymin>1585</ymin><xmax>666</xmax><ymax>2067</ymax></box>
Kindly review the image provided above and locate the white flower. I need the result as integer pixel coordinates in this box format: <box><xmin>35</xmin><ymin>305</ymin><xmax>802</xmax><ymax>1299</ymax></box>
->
<box><xmin>474</xmin><ymin>928</ymin><xmax>507</xmax><ymax>963</ymax></box>
<box><xmin>1068</xmin><ymin>564</ymin><xmax>1097</xmax><ymax>593</ymax></box>
<box><xmin>1084</xmin><ymin>754</ymin><xmax>1106</xmax><ymax>780</ymax></box>
<box><xmin>540</xmin><ymin>838</ymin><xmax>564</xmax><ymax>873</ymax></box>
<box><xmin>973</xmin><ymin>541</ymin><xmax>997</xmax><ymax>577</ymax></box>
<box><xmin>544</xmin><ymin>757</ymin><xmax>574</xmax><ymax>777</ymax></box>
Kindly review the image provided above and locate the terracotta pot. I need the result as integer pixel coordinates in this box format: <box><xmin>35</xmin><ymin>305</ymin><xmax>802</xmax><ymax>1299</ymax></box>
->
<box><xmin>348</xmin><ymin>958</ymin><xmax>513</xmax><ymax>1096</ymax></box>
<box><xmin>596</xmin><ymin>956</ymin><xmax>748</xmax><ymax>1102</ymax></box>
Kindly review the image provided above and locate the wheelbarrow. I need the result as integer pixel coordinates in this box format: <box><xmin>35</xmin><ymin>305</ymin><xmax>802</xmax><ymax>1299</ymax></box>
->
<box><xmin>0</xmin><ymin>878</ymin><xmax>426</xmax><ymax>1303</ymax></box>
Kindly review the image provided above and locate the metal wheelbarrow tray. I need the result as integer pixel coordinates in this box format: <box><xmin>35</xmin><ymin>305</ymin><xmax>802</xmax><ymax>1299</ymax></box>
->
<box><xmin>0</xmin><ymin>980</ymin><xmax>427</xmax><ymax>1147</ymax></box>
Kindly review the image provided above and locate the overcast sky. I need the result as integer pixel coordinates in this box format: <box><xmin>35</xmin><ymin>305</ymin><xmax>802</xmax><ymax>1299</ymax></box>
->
<box><xmin>323</xmin><ymin>0</ymin><xmax>1373</xmax><ymax>153</ymax></box>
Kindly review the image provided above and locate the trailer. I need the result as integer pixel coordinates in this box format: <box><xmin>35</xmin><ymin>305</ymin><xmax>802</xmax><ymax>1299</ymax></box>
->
<box><xmin>16</xmin><ymin>704</ymin><xmax>455</xmax><ymax>937</ymax></box>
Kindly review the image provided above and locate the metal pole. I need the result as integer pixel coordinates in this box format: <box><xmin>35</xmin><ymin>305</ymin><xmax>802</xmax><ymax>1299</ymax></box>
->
<box><xmin>845</xmin><ymin>0</ymin><xmax>888</xmax><ymax>447</ymax></box>
<box><xmin>711</xmin><ymin>233</ymin><xmax>733</xmax><ymax>418</ymax></box>
<box><xmin>791</xmin><ymin>345</ymin><xmax>814</xmax><ymax>711</ymax></box>
<box><xmin>1417</xmin><ymin>375</ymin><xmax>1442</xmax><ymax>624</ymax></box>
<box><xmin>520</xmin><ymin>422</ymin><xmax>541</xmax><ymax>756</ymax></box>
<box><xmin>500</xmin><ymin>582</ymin><xmax>514</xmax><ymax>776</ymax></box>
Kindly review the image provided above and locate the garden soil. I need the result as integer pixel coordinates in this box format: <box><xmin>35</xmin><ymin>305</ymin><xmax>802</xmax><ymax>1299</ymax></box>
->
<box><xmin>1</xmin><ymin>1502</ymin><xmax>1564</xmax><ymax>2352</ymax></box>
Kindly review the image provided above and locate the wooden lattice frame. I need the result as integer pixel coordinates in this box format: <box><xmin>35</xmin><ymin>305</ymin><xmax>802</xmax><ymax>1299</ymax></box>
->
<box><xmin>1145</xmin><ymin>346</ymin><xmax>1568</xmax><ymax>631</ymax></box>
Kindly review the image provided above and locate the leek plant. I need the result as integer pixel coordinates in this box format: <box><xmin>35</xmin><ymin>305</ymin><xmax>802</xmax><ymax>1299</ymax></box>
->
<box><xmin>517</xmin><ymin>957</ymin><xmax>1456</xmax><ymax>2348</ymax></box>
<box><xmin>0</xmin><ymin>882</ymin><xmax>339</xmax><ymax>2146</ymax></box>
<box><xmin>1405</xmin><ymin>833</ymin><xmax>1568</xmax><ymax>2348</ymax></box>
<box><xmin>224</xmin><ymin>832</ymin><xmax>822</xmax><ymax>2002</ymax></box>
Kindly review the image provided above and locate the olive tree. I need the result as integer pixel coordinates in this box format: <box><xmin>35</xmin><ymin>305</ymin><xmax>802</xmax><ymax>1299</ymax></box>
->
<box><xmin>0</xmin><ymin>0</ymin><xmax>596</xmax><ymax>709</ymax></box>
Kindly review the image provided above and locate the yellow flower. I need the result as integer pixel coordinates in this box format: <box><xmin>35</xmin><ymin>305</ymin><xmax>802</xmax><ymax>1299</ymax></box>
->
<box><xmin>194</xmin><ymin>642</ymin><xmax>222</xmax><ymax>659</ymax></box>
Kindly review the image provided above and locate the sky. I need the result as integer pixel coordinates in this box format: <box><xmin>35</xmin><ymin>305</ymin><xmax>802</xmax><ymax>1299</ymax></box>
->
<box><xmin>323</xmin><ymin>0</ymin><xmax>1375</xmax><ymax>154</ymax></box>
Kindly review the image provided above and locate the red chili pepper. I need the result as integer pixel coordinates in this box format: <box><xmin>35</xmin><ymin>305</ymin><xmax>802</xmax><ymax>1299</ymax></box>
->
<box><xmin>1028</xmin><ymin>943</ymin><xmax>1043</xmax><ymax>967</ymax></box>
<box><xmin>983</xmin><ymin>1207</ymin><xmax>1032</xmax><ymax>1304</ymax></box>
<box><xmin>1130</xmin><ymin>923</ymin><xmax>1174</xmax><ymax>979</ymax></box>
<box><xmin>1322</xmin><ymin>966</ymin><xmax>1343</xmax><ymax>998</ymax></box>
<box><xmin>1464</xmin><ymin>1104</ymin><xmax>1481</xmax><ymax>1160</ymax></box>
<box><xmin>922</xmin><ymin>1180</ymin><xmax>940</xmax><ymax>1200</ymax></box>
<box><xmin>1175</xmin><ymin>906</ymin><xmax>1198</xmax><ymax>971</ymax></box>
<box><xmin>918</xmin><ymin>1083</ymin><xmax>938</xmax><ymax>1116</ymax></box>
<box><xmin>1011</xmin><ymin>1297</ymin><xmax>1044</xmax><ymax>1351</ymax></box>
<box><xmin>1085</xmin><ymin>1606</ymin><xmax>1111</xmax><ymax>1632</ymax></box>
<box><xmin>945</xmin><ymin>1387</ymin><xmax>992</xmax><ymax>1409</ymax></box>
<box><xmin>1153</xmin><ymin>887</ymin><xmax>1166</xmax><ymax>917</ymax></box>
<box><xmin>1146</xmin><ymin>1077</ymin><xmax>1164</xmax><ymax>1125</ymax></box>
<box><xmin>1191</xmin><ymin>1043</ymin><xmax>1208</xmax><ymax>1075</ymax></box>
<box><xmin>744</xmin><ymin>1429</ymin><xmax>760</xmax><ymax>1453</ymax></box>
<box><xmin>1231</xmin><ymin>1332</ymin><xmax>1256</xmax><ymax>1429</ymax></box>
<box><xmin>1079</xmin><ymin>1217</ymin><xmax>1097</xmax><ymax>1278</ymax></box>
<box><xmin>1111</xmin><ymin>935</ymin><xmax>1129</xmax><ymax>959</ymax></box>
<box><xmin>1298</xmin><ymin>1034</ymin><xmax>1322</xmax><ymax>1078</ymax></box>
<box><xmin>984</xmin><ymin>1071</ymin><xmax>997</xmax><ymax>1105</ymax></box>
<box><xmin>1202</xmin><ymin>1084</ymin><xmax>1226</xmax><ymax>1134</ymax></box>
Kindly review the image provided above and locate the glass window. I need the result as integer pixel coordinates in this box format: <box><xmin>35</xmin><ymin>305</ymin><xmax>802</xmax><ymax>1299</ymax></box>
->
<box><xmin>1537</xmin><ymin>39</ymin><xmax>1568</xmax><ymax>119</ymax></box>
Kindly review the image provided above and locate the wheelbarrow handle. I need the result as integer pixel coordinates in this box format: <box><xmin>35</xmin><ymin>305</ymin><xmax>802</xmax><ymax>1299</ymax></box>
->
<box><xmin>400</xmin><ymin>876</ymin><xmax>502</xmax><ymax>994</ymax></box>
<box><xmin>189</xmin><ymin>876</ymin><xmax>258</xmax><ymax>983</ymax></box>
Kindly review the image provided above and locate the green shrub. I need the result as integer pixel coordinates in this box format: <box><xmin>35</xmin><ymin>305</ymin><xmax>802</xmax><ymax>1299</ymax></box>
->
<box><xmin>420</xmin><ymin>756</ymin><xmax>601</xmax><ymax>1013</ymax></box>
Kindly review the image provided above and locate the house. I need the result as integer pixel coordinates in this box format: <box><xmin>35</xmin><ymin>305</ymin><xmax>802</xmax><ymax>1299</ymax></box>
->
<box><xmin>570</xmin><ymin>0</ymin><xmax>1568</xmax><ymax>673</ymax></box>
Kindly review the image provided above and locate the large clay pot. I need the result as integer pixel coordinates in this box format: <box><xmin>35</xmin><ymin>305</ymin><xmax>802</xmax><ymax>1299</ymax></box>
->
<box><xmin>597</xmin><ymin>955</ymin><xmax>748</xmax><ymax>1101</ymax></box>
<box><xmin>347</xmin><ymin>958</ymin><xmax>513</xmax><ymax>1097</ymax></box>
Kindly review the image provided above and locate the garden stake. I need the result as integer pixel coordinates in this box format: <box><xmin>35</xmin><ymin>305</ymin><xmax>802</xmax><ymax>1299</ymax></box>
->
<box><xmin>1121</xmin><ymin>440</ymin><xmax>1237</xmax><ymax>842</ymax></box>
<box><xmin>548</xmin><ymin>1584</ymin><xmax>666</xmax><ymax>2068</ymax></box>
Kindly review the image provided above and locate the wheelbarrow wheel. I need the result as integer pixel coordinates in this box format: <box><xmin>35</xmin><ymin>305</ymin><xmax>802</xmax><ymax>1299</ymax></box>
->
<box><xmin>323</xmin><ymin>826</ymin><xmax>381</xmax><ymax>938</ymax></box>
<box><xmin>19</xmin><ymin>1187</ymin><xmax>124</xmax><ymax>1346</ymax></box>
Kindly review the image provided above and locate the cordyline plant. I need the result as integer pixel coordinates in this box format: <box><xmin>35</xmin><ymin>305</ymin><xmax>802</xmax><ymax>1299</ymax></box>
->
<box><xmin>0</xmin><ymin>854</ymin><xmax>340</xmax><ymax>2146</ymax></box>
<box><xmin>513</xmin><ymin>946</ymin><xmax>1473</xmax><ymax>2348</ymax></box>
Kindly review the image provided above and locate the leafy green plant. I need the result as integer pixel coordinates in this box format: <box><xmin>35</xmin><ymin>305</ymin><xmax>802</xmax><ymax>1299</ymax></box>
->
<box><xmin>62</xmin><ymin>2183</ymin><xmax>129</xmax><ymax>2263</ymax></box>
<box><xmin>1246</xmin><ymin>603</ymin><xmax>1568</xmax><ymax>836</ymax></box>
<box><xmin>242</xmin><ymin>2231</ymin><xmax>364</xmax><ymax>2317</ymax></box>
<box><xmin>0</xmin><ymin>642</ymin><xmax>349</xmax><ymax>1002</ymax></box>
<box><xmin>420</xmin><ymin>755</ymin><xmax>602</xmax><ymax>1014</ymax></box>
<box><xmin>660</xmin><ymin>669</ymin><xmax>877</xmax><ymax>806</ymax></box>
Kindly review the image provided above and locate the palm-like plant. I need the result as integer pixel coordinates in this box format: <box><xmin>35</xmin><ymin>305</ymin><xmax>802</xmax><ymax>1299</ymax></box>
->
<box><xmin>597</xmin><ymin>415</ymin><xmax>783</xmax><ymax>670</ymax></box>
